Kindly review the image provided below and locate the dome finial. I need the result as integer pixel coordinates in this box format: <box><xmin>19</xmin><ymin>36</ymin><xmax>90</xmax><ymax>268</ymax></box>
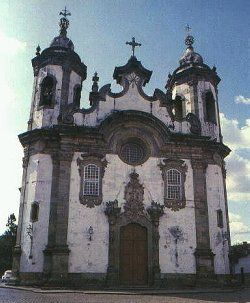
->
<box><xmin>185</xmin><ymin>24</ymin><xmax>194</xmax><ymax>48</ymax></box>
<box><xmin>59</xmin><ymin>6</ymin><xmax>71</xmax><ymax>36</ymax></box>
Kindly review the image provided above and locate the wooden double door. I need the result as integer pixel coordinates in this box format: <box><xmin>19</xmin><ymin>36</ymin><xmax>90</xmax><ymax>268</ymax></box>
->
<box><xmin>119</xmin><ymin>223</ymin><xmax>148</xmax><ymax>286</ymax></box>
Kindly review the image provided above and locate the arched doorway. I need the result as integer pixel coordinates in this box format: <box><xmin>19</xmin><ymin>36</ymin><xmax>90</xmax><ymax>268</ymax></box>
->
<box><xmin>119</xmin><ymin>223</ymin><xmax>148</xmax><ymax>286</ymax></box>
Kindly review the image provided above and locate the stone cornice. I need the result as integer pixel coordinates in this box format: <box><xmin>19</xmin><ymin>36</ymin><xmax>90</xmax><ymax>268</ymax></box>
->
<box><xmin>32</xmin><ymin>47</ymin><xmax>87</xmax><ymax>79</ymax></box>
<box><xmin>18</xmin><ymin>122</ymin><xmax>230</xmax><ymax>159</ymax></box>
<box><xmin>166</xmin><ymin>65</ymin><xmax>220</xmax><ymax>90</ymax></box>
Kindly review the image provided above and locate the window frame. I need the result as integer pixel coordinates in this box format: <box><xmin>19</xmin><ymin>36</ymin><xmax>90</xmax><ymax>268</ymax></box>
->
<box><xmin>83</xmin><ymin>164</ymin><xmax>100</xmax><ymax>196</ymax></box>
<box><xmin>159</xmin><ymin>159</ymin><xmax>187</xmax><ymax>211</ymax></box>
<box><xmin>166</xmin><ymin>169</ymin><xmax>182</xmax><ymax>200</ymax></box>
<box><xmin>77</xmin><ymin>154</ymin><xmax>107</xmax><ymax>208</ymax></box>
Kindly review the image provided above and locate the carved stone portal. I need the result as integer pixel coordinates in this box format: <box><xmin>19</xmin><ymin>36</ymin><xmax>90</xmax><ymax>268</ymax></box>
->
<box><xmin>104</xmin><ymin>172</ymin><xmax>164</xmax><ymax>287</ymax></box>
<box><xmin>124</xmin><ymin>171</ymin><xmax>144</xmax><ymax>219</ymax></box>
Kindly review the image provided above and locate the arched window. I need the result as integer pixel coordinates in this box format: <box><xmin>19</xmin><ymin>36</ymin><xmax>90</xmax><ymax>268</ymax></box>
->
<box><xmin>205</xmin><ymin>92</ymin><xmax>216</xmax><ymax>123</ymax></box>
<box><xmin>30</xmin><ymin>202</ymin><xmax>39</xmax><ymax>222</ymax></box>
<box><xmin>73</xmin><ymin>85</ymin><xmax>82</xmax><ymax>108</ymax></box>
<box><xmin>173</xmin><ymin>95</ymin><xmax>183</xmax><ymax>120</ymax></box>
<box><xmin>166</xmin><ymin>169</ymin><xmax>181</xmax><ymax>200</ymax></box>
<box><xmin>83</xmin><ymin>164</ymin><xmax>100</xmax><ymax>196</ymax></box>
<box><xmin>40</xmin><ymin>76</ymin><xmax>54</xmax><ymax>107</ymax></box>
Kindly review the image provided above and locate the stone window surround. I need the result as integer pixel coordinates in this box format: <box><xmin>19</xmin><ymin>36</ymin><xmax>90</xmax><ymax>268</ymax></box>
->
<box><xmin>72</xmin><ymin>84</ymin><xmax>82</xmax><ymax>108</ymax></box>
<box><xmin>159</xmin><ymin>159</ymin><xmax>187</xmax><ymax>211</ymax></box>
<box><xmin>173</xmin><ymin>94</ymin><xmax>186</xmax><ymax>122</ymax></box>
<box><xmin>202</xmin><ymin>90</ymin><xmax>217</xmax><ymax>125</ymax></box>
<box><xmin>38</xmin><ymin>73</ymin><xmax>57</xmax><ymax>109</ymax></box>
<box><xmin>30</xmin><ymin>201</ymin><xmax>39</xmax><ymax>222</ymax></box>
<box><xmin>77</xmin><ymin>153</ymin><xmax>107</xmax><ymax>208</ymax></box>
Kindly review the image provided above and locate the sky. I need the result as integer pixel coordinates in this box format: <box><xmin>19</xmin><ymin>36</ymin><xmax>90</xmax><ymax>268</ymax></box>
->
<box><xmin>0</xmin><ymin>0</ymin><xmax>249</xmax><ymax>244</ymax></box>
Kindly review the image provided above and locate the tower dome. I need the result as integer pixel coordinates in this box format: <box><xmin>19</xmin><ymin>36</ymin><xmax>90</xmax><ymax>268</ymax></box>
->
<box><xmin>50</xmin><ymin>35</ymin><xmax>74</xmax><ymax>50</ymax></box>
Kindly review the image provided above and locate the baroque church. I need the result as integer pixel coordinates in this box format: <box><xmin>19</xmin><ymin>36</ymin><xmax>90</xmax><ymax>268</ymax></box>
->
<box><xmin>13</xmin><ymin>10</ymin><xmax>231</xmax><ymax>287</ymax></box>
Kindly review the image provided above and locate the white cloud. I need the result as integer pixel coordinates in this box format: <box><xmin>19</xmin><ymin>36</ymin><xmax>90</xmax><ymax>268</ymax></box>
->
<box><xmin>229</xmin><ymin>212</ymin><xmax>250</xmax><ymax>244</ymax></box>
<box><xmin>0</xmin><ymin>31</ymin><xmax>26</xmax><ymax>56</ymax></box>
<box><xmin>221</xmin><ymin>113</ymin><xmax>250</xmax><ymax>203</ymax></box>
<box><xmin>235</xmin><ymin>95</ymin><xmax>250</xmax><ymax>105</ymax></box>
<box><xmin>0</xmin><ymin>31</ymin><xmax>27</xmax><ymax>234</ymax></box>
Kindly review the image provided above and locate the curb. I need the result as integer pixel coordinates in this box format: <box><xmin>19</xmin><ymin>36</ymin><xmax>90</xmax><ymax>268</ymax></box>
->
<box><xmin>0</xmin><ymin>284</ymin><xmax>244</xmax><ymax>295</ymax></box>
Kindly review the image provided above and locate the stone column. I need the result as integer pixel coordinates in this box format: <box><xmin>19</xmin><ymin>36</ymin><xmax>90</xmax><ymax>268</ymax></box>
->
<box><xmin>147</xmin><ymin>202</ymin><xmax>164</xmax><ymax>287</ymax></box>
<box><xmin>104</xmin><ymin>200</ymin><xmax>121</xmax><ymax>287</ymax></box>
<box><xmin>191</xmin><ymin>159</ymin><xmax>214</xmax><ymax>274</ymax></box>
<box><xmin>43</xmin><ymin>149</ymin><xmax>73</xmax><ymax>283</ymax></box>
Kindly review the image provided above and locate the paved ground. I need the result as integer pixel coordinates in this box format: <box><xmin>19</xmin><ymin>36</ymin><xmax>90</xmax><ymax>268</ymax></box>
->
<box><xmin>0</xmin><ymin>286</ymin><xmax>250</xmax><ymax>303</ymax></box>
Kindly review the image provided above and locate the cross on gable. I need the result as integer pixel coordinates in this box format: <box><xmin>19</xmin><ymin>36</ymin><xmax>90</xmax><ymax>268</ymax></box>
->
<box><xmin>126</xmin><ymin>37</ymin><xmax>141</xmax><ymax>57</ymax></box>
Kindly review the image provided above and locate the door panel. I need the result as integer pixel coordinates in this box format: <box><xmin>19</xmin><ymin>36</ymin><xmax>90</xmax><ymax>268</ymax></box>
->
<box><xmin>120</xmin><ymin>223</ymin><xmax>148</xmax><ymax>286</ymax></box>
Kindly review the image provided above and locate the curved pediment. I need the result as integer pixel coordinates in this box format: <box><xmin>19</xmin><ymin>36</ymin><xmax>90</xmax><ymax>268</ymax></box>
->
<box><xmin>113</xmin><ymin>56</ymin><xmax>152</xmax><ymax>87</ymax></box>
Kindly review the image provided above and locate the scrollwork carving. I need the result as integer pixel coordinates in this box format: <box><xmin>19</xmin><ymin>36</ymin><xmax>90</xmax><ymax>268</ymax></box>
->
<box><xmin>124</xmin><ymin>171</ymin><xmax>144</xmax><ymax>219</ymax></box>
<box><xmin>147</xmin><ymin>201</ymin><xmax>164</xmax><ymax>224</ymax></box>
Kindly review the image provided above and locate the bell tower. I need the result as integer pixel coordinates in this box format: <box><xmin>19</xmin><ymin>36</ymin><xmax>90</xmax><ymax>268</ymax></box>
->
<box><xmin>28</xmin><ymin>8</ymin><xmax>87</xmax><ymax>130</ymax></box>
<box><xmin>166</xmin><ymin>26</ymin><xmax>222</xmax><ymax>141</ymax></box>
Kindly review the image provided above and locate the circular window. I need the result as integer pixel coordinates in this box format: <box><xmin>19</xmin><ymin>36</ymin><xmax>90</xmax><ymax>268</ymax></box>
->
<box><xmin>120</xmin><ymin>141</ymin><xmax>148</xmax><ymax>165</ymax></box>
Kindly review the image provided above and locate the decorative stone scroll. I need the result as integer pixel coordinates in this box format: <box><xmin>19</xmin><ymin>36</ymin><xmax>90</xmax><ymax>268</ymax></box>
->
<box><xmin>105</xmin><ymin>200</ymin><xmax>121</xmax><ymax>222</ymax></box>
<box><xmin>77</xmin><ymin>153</ymin><xmax>107</xmax><ymax>208</ymax></box>
<box><xmin>124</xmin><ymin>171</ymin><xmax>144</xmax><ymax>219</ymax></box>
<box><xmin>147</xmin><ymin>201</ymin><xmax>164</xmax><ymax>224</ymax></box>
<box><xmin>159</xmin><ymin>158</ymin><xmax>187</xmax><ymax>211</ymax></box>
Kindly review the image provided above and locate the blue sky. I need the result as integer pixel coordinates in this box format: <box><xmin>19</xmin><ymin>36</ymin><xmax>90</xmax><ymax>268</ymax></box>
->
<box><xmin>0</xmin><ymin>0</ymin><xmax>249</xmax><ymax>243</ymax></box>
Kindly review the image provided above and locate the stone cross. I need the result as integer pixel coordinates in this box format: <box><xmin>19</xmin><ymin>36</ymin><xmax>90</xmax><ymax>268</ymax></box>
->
<box><xmin>126</xmin><ymin>37</ymin><xmax>141</xmax><ymax>57</ymax></box>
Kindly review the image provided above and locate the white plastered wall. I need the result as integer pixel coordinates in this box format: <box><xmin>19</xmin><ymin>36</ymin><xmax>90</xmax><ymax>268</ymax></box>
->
<box><xmin>75</xmin><ymin>77</ymin><xmax>175</xmax><ymax>130</ymax></box>
<box><xmin>159</xmin><ymin>159</ymin><xmax>197</xmax><ymax>274</ymax></box>
<box><xmin>206</xmin><ymin>164</ymin><xmax>230</xmax><ymax>274</ymax></box>
<box><xmin>68</xmin><ymin>71</ymin><xmax>82</xmax><ymax>104</ymax></box>
<box><xmin>32</xmin><ymin>65</ymin><xmax>63</xmax><ymax>129</ymax></box>
<box><xmin>68</xmin><ymin>154</ymin><xmax>197</xmax><ymax>274</ymax></box>
<box><xmin>20</xmin><ymin>154</ymin><xmax>52</xmax><ymax>272</ymax></box>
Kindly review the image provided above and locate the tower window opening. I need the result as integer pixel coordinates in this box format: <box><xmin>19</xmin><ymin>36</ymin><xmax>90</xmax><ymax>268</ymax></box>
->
<box><xmin>205</xmin><ymin>92</ymin><xmax>216</xmax><ymax>123</ymax></box>
<box><xmin>83</xmin><ymin>164</ymin><xmax>100</xmax><ymax>196</ymax></box>
<box><xmin>217</xmin><ymin>209</ymin><xmax>223</xmax><ymax>228</ymax></box>
<box><xmin>173</xmin><ymin>96</ymin><xmax>183</xmax><ymax>120</ymax></box>
<box><xmin>73</xmin><ymin>85</ymin><xmax>82</xmax><ymax>108</ymax></box>
<box><xmin>30</xmin><ymin>202</ymin><xmax>39</xmax><ymax>222</ymax></box>
<box><xmin>166</xmin><ymin>169</ymin><xmax>181</xmax><ymax>200</ymax></box>
<box><xmin>40</xmin><ymin>76</ymin><xmax>54</xmax><ymax>107</ymax></box>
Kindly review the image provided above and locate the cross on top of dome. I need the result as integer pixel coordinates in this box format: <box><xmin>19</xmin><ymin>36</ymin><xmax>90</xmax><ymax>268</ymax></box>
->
<box><xmin>185</xmin><ymin>24</ymin><xmax>195</xmax><ymax>47</ymax></box>
<box><xmin>59</xmin><ymin>7</ymin><xmax>71</xmax><ymax>36</ymax></box>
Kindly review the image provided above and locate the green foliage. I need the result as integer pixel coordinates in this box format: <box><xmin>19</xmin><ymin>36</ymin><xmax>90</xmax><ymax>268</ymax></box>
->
<box><xmin>0</xmin><ymin>214</ymin><xmax>17</xmax><ymax>276</ymax></box>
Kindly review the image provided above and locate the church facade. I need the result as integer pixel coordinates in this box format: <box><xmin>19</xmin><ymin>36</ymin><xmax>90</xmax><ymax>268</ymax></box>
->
<box><xmin>13</xmin><ymin>12</ymin><xmax>231</xmax><ymax>287</ymax></box>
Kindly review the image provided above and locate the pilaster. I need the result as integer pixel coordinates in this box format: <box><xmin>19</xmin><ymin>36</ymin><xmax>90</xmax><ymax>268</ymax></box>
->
<box><xmin>188</xmin><ymin>78</ymin><xmax>199</xmax><ymax>116</ymax></box>
<box><xmin>191</xmin><ymin>159</ymin><xmax>214</xmax><ymax>274</ymax></box>
<box><xmin>43</xmin><ymin>149</ymin><xmax>73</xmax><ymax>282</ymax></box>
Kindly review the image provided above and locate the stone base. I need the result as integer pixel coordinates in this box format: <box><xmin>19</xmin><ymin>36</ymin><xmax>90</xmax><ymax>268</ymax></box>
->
<box><xmin>16</xmin><ymin>272</ymin><xmax>240</xmax><ymax>289</ymax></box>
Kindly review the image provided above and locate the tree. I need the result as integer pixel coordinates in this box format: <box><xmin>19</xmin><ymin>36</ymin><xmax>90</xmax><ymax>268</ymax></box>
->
<box><xmin>0</xmin><ymin>214</ymin><xmax>17</xmax><ymax>276</ymax></box>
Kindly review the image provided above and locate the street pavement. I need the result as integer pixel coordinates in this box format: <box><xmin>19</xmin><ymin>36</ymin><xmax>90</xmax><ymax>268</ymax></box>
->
<box><xmin>0</xmin><ymin>286</ymin><xmax>250</xmax><ymax>303</ymax></box>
